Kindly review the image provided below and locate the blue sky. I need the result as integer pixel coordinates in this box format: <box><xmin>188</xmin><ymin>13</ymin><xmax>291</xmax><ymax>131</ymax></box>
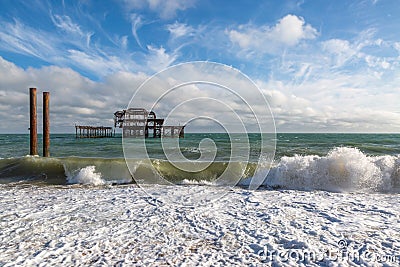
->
<box><xmin>0</xmin><ymin>0</ymin><xmax>399</xmax><ymax>133</ymax></box>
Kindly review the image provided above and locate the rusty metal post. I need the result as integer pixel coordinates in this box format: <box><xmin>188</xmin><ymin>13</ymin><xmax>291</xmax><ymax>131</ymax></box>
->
<box><xmin>43</xmin><ymin>92</ymin><xmax>50</xmax><ymax>157</ymax></box>
<box><xmin>29</xmin><ymin>88</ymin><xmax>38</xmax><ymax>155</ymax></box>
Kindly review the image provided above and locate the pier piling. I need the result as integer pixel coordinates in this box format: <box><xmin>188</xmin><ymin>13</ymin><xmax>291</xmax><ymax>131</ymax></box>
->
<box><xmin>75</xmin><ymin>125</ymin><xmax>113</xmax><ymax>138</ymax></box>
<box><xmin>29</xmin><ymin>88</ymin><xmax>38</xmax><ymax>155</ymax></box>
<box><xmin>43</xmin><ymin>92</ymin><xmax>50</xmax><ymax>157</ymax></box>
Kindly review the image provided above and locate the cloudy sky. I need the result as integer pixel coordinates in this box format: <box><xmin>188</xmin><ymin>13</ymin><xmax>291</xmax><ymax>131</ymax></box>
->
<box><xmin>0</xmin><ymin>0</ymin><xmax>399</xmax><ymax>133</ymax></box>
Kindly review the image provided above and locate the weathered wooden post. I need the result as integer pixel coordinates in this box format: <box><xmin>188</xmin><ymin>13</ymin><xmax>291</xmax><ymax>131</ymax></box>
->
<box><xmin>43</xmin><ymin>92</ymin><xmax>50</xmax><ymax>157</ymax></box>
<box><xmin>29</xmin><ymin>88</ymin><xmax>38</xmax><ymax>155</ymax></box>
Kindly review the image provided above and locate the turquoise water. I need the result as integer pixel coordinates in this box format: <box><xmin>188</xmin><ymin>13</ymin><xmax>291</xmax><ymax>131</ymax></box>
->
<box><xmin>1</xmin><ymin>133</ymin><xmax>399</xmax><ymax>190</ymax></box>
<box><xmin>1</xmin><ymin>133</ymin><xmax>399</xmax><ymax>159</ymax></box>
<box><xmin>275</xmin><ymin>133</ymin><xmax>400</xmax><ymax>157</ymax></box>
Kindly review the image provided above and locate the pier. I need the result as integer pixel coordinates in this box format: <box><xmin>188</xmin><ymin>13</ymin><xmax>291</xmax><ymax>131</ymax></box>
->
<box><xmin>114</xmin><ymin>108</ymin><xmax>185</xmax><ymax>138</ymax></box>
<box><xmin>75</xmin><ymin>125</ymin><xmax>114</xmax><ymax>138</ymax></box>
<box><xmin>29</xmin><ymin>86</ymin><xmax>184</xmax><ymax>152</ymax></box>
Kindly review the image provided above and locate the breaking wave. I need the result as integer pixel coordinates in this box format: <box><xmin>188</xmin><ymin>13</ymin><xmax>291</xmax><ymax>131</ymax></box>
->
<box><xmin>66</xmin><ymin>166</ymin><xmax>105</xmax><ymax>186</ymax></box>
<box><xmin>260</xmin><ymin>147</ymin><xmax>400</xmax><ymax>193</ymax></box>
<box><xmin>0</xmin><ymin>147</ymin><xmax>399</xmax><ymax>193</ymax></box>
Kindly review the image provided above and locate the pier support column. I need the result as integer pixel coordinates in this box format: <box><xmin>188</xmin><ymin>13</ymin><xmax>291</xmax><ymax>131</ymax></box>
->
<box><xmin>29</xmin><ymin>88</ymin><xmax>38</xmax><ymax>155</ymax></box>
<box><xmin>43</xmin><ymin>92</ymin><xmax>50</xmax><ymax>157</ymax></box>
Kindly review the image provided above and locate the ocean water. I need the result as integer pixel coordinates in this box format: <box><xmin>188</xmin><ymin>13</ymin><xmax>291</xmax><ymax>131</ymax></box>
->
<box><xmin>0</xmin><ymin>133</ymin><xmax>399</xmax><ymax>192</ymax></box>
<box><xmin>1</xmin><ymin>133</ymin><xmax>400</xmax><ymax>266</ymax></box>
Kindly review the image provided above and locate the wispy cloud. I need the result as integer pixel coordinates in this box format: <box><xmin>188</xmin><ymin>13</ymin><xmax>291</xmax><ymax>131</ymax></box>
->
<box><xmin>322</xmin><ymin>39</ymin><xmax>357</xmax><ymax>68</ymax></box>
<box><xmin>145</xmin><ymin>45</ymin><xmax>178</xmax><ymax>72</ymax></box>
<box><xmin>130</xmin><ymin>13</ymin><xmax>144</xmax><ymax>49</ymax></box>
<box><xmin>1</xmin><ymin>1</ymin><xmax>399</xmax><ymax>133</ymax></box>
<box><xmin>0</xmin><ymin>10</ymin><xmax>179</xmax><ymax>79</ymax></box>
<box><xmin>120</xmin><ymin>35</ymin><xmax>128</xmax><ymax>50</ymax></box>
<box><xmin>166</xmin><ymin>22</ymin><xmax>195</xmax><ymax>39</ymax></box>
<box><xmin>0</xmin><ymin>19</ymin><xmax>57</xmax><ymax>59</ymax></box>
<box><xmin>51</xmin><ymin>14</ymin><xmax>84</xmax><ymax>36</ymax></box>
<box><xmin>121</xmin><ymin>0</ymin><xmax>197</xmax><ymax>19</ymax></box>
<box><xmin>67</xmin><ymin>50</ymin><xmax>126</xmax><ymax>74</ymax></box>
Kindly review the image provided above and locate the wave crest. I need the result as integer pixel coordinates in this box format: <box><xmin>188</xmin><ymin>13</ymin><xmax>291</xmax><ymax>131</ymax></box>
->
<box><xmin>1</xmin><ymin>147</ymin><xmax>399</xmax><ymax>193</ymax></box>
<box><xmin>66</xmin><ymin>165</ymin><xmax>105</xmax><ymax>186</ymax></box>
<box><xmin>262</xmin><ymin>147</ymin><xmax>400</xmax><ymax>192</ymax></box>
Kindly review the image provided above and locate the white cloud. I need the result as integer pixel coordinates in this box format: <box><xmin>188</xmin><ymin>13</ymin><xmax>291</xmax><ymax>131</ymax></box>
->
<box><xmin>145</xmin><ymin>45</ymin><xmax>178</xmax><ymax>72</ymax></box>
<box><xmin>166</xmin><ymin>22</ymin><xmax>194</xmax><ymax>39</ymax></box>
<box><xmin>228</xmin><ymin>14</ymin><xmax>318</xmax><ymax>55</ymax></box>
<box><xmin>394</xmin><ymin>42</ymin><xmax>400</xmax><ymax>54</ymax></box>
<box><xmin>122</xmin><ymin>0</ymin><xmax>196</xmax><ymax>19</ymax></box>
<box><xmin>67</xmin><ymin>50</ymin><xmax>127</xmax><ymax>75</ymax></box>
<box><xmin>364</xmin><ymin>55</ymin><xmax>391</xmax><ymax>70</ymax></box>
<box><xmin>319</xmin><ymin>29</ymin><xmax>400</xmax><ymax>74</ymax></box>
<box><xmin>1</xmin><ymin>5</ymin><xmax>400</xmax><ymax>134</ymax></box>
<box><xmin>256</xmin><ymin>68</ymin><xmax>400</xmax><ymax>133</ymax></box>
<box><xmin>0</xmin><ymin>56</ymin><xmax>148</xmax><ymax>133</ymax></box>
<box><xmin>0</xmin><ymin>56</ymin><xmax>399</xmax><ymax>133</ymax></box>
<box><xmin>322</xmin><ymin>39</ymin><xmax>357</xmax><ymax>67</ymax></box>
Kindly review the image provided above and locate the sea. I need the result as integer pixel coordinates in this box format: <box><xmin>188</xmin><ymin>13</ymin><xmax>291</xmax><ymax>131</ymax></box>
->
<box><xmin>1</xmin><ymin>133</ymin><xmax>399</xmax><ymax>192</ymax></box>
<box><xmin>1</xmin><ymin>133</ymin><xmax>400</xmax><ymax>266</ymax></box>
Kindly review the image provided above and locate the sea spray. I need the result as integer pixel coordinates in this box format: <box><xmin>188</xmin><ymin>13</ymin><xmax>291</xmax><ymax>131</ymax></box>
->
<box><xmin>373</xmin><ymin>155</ymin><xmax>400</xmax><ymax>190</ymax></box>
<box><xmin>263</xmin><ymin>147</ymin><xmax>400</xmax><ymax>192</ymax></box>
<box><xmin>179</xmin><ymin>179</ymin><xmax>216</xmax><ymax>186</ymax></box>
<box><xmin>66</xmin><ymin>165</ymin><xmax>105</xmax><ymax>185</ymax></box>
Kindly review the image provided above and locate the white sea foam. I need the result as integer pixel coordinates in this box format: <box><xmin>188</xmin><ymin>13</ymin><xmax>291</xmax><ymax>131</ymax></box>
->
<box><xmin>66</xmin><ymin>165</ymin><xmax>105</xmax><ymax>186</ymax></box>
<box><xmin>241</xmin><ymin>147</ymin><xmax>400</xmax><ymax>192</ymax></box>
<box><xmin>180</xmin><ymin>179</ymin><xmax>216</xmax><ymax>186</ymax></box>
<box><xmin>0</xmin><ymin>185</ymin><xmax>399</xmax><ymax>266</ymax></box>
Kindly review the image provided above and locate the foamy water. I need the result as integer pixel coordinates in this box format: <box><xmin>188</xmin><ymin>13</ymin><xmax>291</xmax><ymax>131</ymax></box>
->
<box><xmin>0</xmin><ymin>185</ymin><xmax>399</xmax><ymax>266</ymax></box>
<box><xmin>1</xmin><ymin>134</ymin><xmax>399</xmax><ymax>265</ymax></box>
<box><xmin>263</xmin><ymin>147</ymin><xmax>400</xmax><ymax>193</ymax></box>
<box><xmin>66</xmin><ymin>166</ymin><xmax>105</xmax><ymax>186</ymax></box>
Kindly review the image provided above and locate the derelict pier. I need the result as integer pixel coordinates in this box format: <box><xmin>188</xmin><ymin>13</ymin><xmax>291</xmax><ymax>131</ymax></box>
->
<box><xmin>114</xmin><ymin>108</ymin><xmax>185</xmax><ymax>138</ymax></box>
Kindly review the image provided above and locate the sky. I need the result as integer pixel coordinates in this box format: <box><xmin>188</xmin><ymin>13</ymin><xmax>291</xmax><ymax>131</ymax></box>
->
<box><xmin>0</xmin><ymin>0</ymin><xmax>399</xmax><ymax>133</ymax></box>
